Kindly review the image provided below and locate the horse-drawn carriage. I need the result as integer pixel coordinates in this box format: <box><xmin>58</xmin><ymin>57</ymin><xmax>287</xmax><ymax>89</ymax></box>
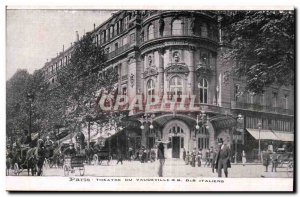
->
<box><xmin>276</xmin><ymin>148</ymin><xmax>293</xmax><ymax>177</ymax></box>
<box><xmin>63</xmin><ymin>155</ymin><xmax>85</xmax><ymax>176</ymax></box>
<box><xmin>6</xmin><ymin>141</ymin><xmax>45</xmax><ymax>176</ymax></box>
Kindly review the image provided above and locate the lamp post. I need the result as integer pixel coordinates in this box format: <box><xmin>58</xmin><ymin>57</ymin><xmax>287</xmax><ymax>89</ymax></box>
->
<box><xmin>27</xmin><ymin>93</ymin><xmax>34</xmax><ymax>140</ymax></box>
<box><xmin>235</xmin><ymin>114</ymin><xmax>244</xmax><ymax>164</ymax></box>
<box><xmin>195</xmin><ymin>111</ymin><xmax>209</xmax><ymax>132</ymax></box>
<box><xmin>140</xmin><ymin>113</ymin><xmax>155</xmax><ymax>148</ymax></box>
<box><xmin>257</xmin><ymin>121</ymin><xmax>262</xmax><ymax>162</ymax></box>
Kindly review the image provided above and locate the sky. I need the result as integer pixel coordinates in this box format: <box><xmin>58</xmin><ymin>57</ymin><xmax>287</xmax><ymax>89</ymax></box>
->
<box><xmin>6</xmin><ymin>9</ymin><xmax>114</xmax><ymax>80</ymax></box>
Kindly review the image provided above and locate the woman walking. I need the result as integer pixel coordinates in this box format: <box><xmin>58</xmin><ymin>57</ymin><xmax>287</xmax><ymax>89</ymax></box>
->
<box><xmin>157</xmin><ymin>142</ymin><xmax>165</xmax><ymax>177</ymax></box>
<box><xmin>242</xmin><ymin>150</ymin><xmax>246</xmax><ymax>166</ymax></box>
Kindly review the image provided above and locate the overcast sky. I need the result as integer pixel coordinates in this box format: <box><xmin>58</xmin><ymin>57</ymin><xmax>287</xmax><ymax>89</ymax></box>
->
<box><xmin>6</xmin><ymin>9</ymin><xmax>114</xmax><ymax>80</ymax></box>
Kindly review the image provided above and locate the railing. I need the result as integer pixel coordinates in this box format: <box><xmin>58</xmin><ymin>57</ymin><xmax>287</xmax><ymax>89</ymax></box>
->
<box><xmin>231</xmin><ymin>101</ymin><xmax>294</xmax><ymax>115</ymax></box>
<box><xmin>142</xmin><ymin>29</ymin><xmax>218</xmax><ymax>44</ymax></box>
<box><xmin>105</xmin><ymin>43</ymin><xmax>130</xmax><ymax>60</ymax></box>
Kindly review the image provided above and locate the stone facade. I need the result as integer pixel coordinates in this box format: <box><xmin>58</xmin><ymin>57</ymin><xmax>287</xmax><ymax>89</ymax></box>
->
<box><xmin>41</xmin><ymin>10</ymin><xmax>294</xmax><ymax>159</ymax></box>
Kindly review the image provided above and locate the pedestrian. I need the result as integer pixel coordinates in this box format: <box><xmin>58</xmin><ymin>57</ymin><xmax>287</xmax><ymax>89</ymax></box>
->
<box><xmin>262</xmin><ymin>148</ymin><xmax>271</xmax><ymax>172</ymax></box>
<box><xmin>191</xmin><ymin>148</ymin><xmax>196</xmax><ymax>167</ymax></box>
<box><xmin>215</xmin><ymin>138</ymin><xmax>231</xmax><ymax>178</ymax></box>
<box><xmin>116</xmin><ymin>149</ymin><xmax>123</xmax><ymax>165</ymax></box>
<box><xmin>271</xmin><ymin>152</ymin><xmax>279</xmax><ymax>172</ymax></box>
<box><xmin>183</xmin><ymin>148</ymin><xmax>186</xmax><ymax>161</ymax></box>
<box><xmin>209</xmin><ymin>147</ymin><xmax>214</xmax><ymax>167</ymax></box>
<box><xmin>204</xmin><ymin>149</ymin><xmax>210</xmax><ymax>167</ymax></box>
<box><xmin>197</xmin><ymin>149</ymin><xmax>202</xmax><ymax>167</ymax></box>
<box><xmin>211</xmin><ymin>148</ymin><xmax>217</xmax><ymax>173</ymax></box>
<box><xmin>185</xmin><ymin>151</ymin><xmax>190</xmax><ymax>165</ymax></box>
<box><xmin>157</xmin><ymin>142</ymin><xmax>165</xmax><ymax>177</ymax></box>
<box><xmin>242</xmin><ymin>150</ymin><xmax>246</xmax><ymax>166</ymax></box>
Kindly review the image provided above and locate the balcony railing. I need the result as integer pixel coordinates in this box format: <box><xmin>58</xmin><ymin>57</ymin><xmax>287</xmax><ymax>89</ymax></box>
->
<box><xmin>231</xmin><ymin>101</ymin><xmax>294</xmax><ymax>115</ymax></box>
<box><xmin>105</xmin><ymin>43</ymin><xmax>131</xmax><ymax>60</ymax></box>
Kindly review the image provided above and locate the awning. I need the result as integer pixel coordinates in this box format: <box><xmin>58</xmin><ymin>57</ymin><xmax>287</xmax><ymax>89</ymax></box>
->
<box><xmin>246</xmin><ymin>128</ymin><xmax>279</xmax><ymax>141</ymax></box>
<box><xmin>273</xmin><ymin>131</ymin><xmax>294</xmax><ymax>142</ymax></box>
<box><xmin>210</xmin><ymin>115</ymin><xmax>237</xmax><ymax>130</ymax></box>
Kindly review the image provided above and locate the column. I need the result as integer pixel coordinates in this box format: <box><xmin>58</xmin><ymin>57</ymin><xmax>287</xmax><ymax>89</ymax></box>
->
<box><xmin>188</xmin><ymin>46</ymin><xmax>195</xmax><ymax>94</ymax></box>
<box><xmin>158</xmin><ymin>49</ymin><xmax>164</xmax><ymax>98</ymax></box>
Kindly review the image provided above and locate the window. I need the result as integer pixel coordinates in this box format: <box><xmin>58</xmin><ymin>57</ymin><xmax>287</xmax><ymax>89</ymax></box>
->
<box><xmin>201</xmin><ymin>23</ymin><xmax>208</xmax><ymax>37</ymax></box>
<box><xmin>123</xmin><ymin>36</ymin><xmax>128</xmax><ymax>45</ymax></box>
<box><xmin>234</xmin><ymin>84</ymin><xmax>240</xmax><ymax>101</ymax></box>
<box><xmin>148</xmin><ymin>24</ymin><xmax>154</xmax><ymax>40</ymax></box>
<box><xmin>104</xmin><ymin>30</ymin><xmax>107</xmax><ymax>42</ymax></box>
<box><xmin>172</xmin><ymin>19</ymin><xmax>183</xmax><ymax>35</ymax></box>
<box><xmin>105</xmin><ymin>47</ymin><xmax>110</xmax><ymax>54</ymax></box>
<box><xmin>169</xmin><ymin>76</ymin><xmax>183</xmax><ymax>101</ymax></box>
<box><xmin>199</xmin><ymin>78</ymin><xmax>208</xmax><ymax>104</ymax></box>
<box><xmin>130</xmin><ymin>33</ymin><xmax>135</xmax><ymax>43</ymax></box>
<box><xmin>114</xmin><ymin>24</ymin><xmax>118</xmax><ymax>36</ymax></box>
<box><xmin>272</xmin><ymin>92</ymin><xmax>278</xmax><ymax>107</ymax></box>
<box><xmin>115</xmin><ymin>42</ymin><xmax>119</xmax><ymax>51</ymax></box>
<box><xmin>197</xmin><ymin>127</ymin><xmax>209</xmax><ymax>149</ymax></box>
<box><xmin>147</xmin><ymin>79</ymin><xmax>155</xmax><ymax>102</ymax></box>
<box><xmin>283</xmin><ymin>95</ymin><xmax>289</xmax><ymax>109</ymax></box>
<box><xmin>110</xmin><ymin>26</ymin><xmax>114</xmax><ymax>39</ymax></box>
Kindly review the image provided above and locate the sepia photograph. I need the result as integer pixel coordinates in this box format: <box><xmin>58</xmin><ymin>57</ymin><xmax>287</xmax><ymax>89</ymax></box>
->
<box><xmin>5</xmin><ymin>7</ymin><xmax>295</xmax><ymax>191</ymax></box>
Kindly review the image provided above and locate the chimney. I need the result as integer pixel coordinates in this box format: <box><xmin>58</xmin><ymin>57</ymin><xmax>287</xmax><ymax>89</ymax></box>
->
<box><xmin>94</xmin><ymin>23</ymin><xmax>96</xmax><ymax>31</ymax></box>
<box><xmin>71</xmin><ymin>42</ymin><xmax>72</xmax><ymax>47</ymax></box>
<box><xmin>76</xmin><ymin>31</ymin><xmax>79</xmax><ymax>42</ymax></box>
<box><xmin>63</xmin><ymin>45</ymin><xmax>64</xmax><ymax>52</ymax></box>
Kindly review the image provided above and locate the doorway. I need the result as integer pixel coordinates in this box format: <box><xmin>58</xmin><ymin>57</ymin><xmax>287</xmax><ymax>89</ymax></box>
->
<box><xmin>172</xmin><ymin>136</ymin><xmax>180</xmax><ymax>158</ymax></box>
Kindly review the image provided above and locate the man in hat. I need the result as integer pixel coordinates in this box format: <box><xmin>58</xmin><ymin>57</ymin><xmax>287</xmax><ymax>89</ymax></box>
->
<box><xmin>63</xmin><ymin>143</ymin><xmax>76</xmax><ymax>157</ymax></box>
<box><xmin>215</xmin><ymin>138</ymin><xmax>231</xmax><ymax>178</ymax></box>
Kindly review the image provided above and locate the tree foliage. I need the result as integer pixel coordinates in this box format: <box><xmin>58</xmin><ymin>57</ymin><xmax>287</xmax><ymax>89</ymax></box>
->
<box><xmin>221</xmin><ymin>10</ymin><xmax>295</xmax><ymax>93</ymax></box>
<box><xmin>7</xmin><ymin>33</ymin><xmax>118</xmax><ymax>142</ymax></box>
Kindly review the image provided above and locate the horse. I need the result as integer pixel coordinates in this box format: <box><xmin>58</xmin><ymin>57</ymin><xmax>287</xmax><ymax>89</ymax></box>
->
<box><xmin>20</xmin><ymin>139</ymin><xmax>46</xmax><ymax>176</ymax></box>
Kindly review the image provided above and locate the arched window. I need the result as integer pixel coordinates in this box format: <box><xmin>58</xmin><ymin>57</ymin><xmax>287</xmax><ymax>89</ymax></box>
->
<box><xmin>201</xmin><ymin>23</ymin><xmax>208</xmax><ymax>37</ymax></box>
<box><xmin>172</xmin><ymin>19</ymin><xmax>183</xmax><ymax>35</ymax></box>
<box><xmin>148</xmin><ymin>24</ymin><xmax>154</xmax><ymax>40</ymax></box>
<box><xmin>169</xmin><ymin>76</ymin><xmax>183</xmax><ymax>101</ymax></box>
<box><xmin>147</xmin><ymin>79</ymin><xmax>155</xmax><ymax>102</ymax></box>
<box><xmin>199</xmin><ymin>78</ymin><xmax>208</xmax><ymax>104</ymax></box>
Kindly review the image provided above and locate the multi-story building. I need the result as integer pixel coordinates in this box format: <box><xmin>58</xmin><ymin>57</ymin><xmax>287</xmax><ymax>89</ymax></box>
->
<box><xmin>41</xmin><ymin>10</ymin><xmax>294</xmax><ymax>161</ymax></box>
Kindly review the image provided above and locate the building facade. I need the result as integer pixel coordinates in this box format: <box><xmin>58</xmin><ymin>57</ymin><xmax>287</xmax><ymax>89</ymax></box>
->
<box><xmin>41</xmin><ymin>10</ymin><xmax>294</xmax><ymax>160</ymax></box>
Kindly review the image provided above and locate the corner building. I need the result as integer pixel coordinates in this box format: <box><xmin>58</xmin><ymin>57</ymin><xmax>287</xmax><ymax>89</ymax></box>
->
<box><xmin>42</xmin><ymin>11</ymin><xmax>294</xmax><ymax>160</ymax></box>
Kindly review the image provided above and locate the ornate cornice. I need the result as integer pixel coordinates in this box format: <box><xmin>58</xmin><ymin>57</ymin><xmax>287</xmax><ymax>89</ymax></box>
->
<box><xmin>143</xmin><ymin>66</ymin><xmax>159</xmax><ymax>78</ymax></box>
<box><xmin>165</xmin><ymin>63</ymin><xmax>189</xmax><ymax>77</ymax></box>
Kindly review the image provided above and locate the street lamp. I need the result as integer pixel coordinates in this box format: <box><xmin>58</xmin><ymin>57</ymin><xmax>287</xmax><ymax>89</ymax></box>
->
<box><xmin>27</xmin><ymin>93</ymin><xmax>34</xmax><ymax>140</ymax></box>
<box><xmin>195</xmin><ymin>111</ymin><xmax>209</xmax><ymax>131</ymax></box>
<box><xmin>257</xmin><ymin>121</ymin><xmax>262</xmax><ymax>162</ymax></box>
<box><xmin>235</xmin><ymin>114</ymin><xmax>244</xmax><ymax>164</ymax></box>
<box><xmin>140</xmin><ymin>113</ymin><xmax>155</xmax><ymax>130</ymax></box>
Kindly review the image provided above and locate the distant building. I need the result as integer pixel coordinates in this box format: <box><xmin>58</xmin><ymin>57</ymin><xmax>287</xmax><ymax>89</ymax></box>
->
<box><xmin>41</xmin><ymin>10</ymin><xmax>294</xmax><ymax>160</ymax></box>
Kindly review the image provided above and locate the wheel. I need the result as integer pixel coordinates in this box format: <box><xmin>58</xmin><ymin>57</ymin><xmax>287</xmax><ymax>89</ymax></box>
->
<box><xmin>93</xmin><ymin>154</ymin><xmax>98</xmax><ymax>166</ymax></box>
<box><xmin>13</xmin><ymin>163</ymin><xmax>19</xmax><ymax>176</ymax></box>
<box><xmin>287</xmin><ymin>161</ymin><xmax>293</xmax><ymax>178</ymax></box>
<box><xmin>79</xmin><ymin>166</ymin><xmax>85</xmax><ymax>176</ymax></box>
<box><xmin>63</xmin><ymin>165</ymin><xmax>69</xmax><ymax>176</ymax></box>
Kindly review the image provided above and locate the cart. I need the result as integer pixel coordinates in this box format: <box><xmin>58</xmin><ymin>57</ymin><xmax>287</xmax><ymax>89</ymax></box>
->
<box><xmin>63</xmin><ymin>155</ymin><xmax>85</xmax><ymax>176</ymax></box>
<box><xmin>276</xmin><ymin>151</ymin><xmax>293</xmax><ymax>178</ymax></box>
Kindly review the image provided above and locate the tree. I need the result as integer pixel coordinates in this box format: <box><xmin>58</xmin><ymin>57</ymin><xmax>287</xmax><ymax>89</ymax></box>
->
<box><xmin>220</xmin><ymin>10</ymin><xmax>295</xmax><ymax>93</ymax></box>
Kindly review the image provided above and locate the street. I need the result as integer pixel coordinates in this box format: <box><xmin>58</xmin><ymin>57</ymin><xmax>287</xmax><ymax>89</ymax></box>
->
<box><xmin>12</xmin><ymin>159</ymin><xmax>293</xmax><ymax>178</ymax></box>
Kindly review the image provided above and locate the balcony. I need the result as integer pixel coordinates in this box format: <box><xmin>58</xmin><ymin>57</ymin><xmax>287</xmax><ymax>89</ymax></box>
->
<box><xmin>231</xmin><ymin>101</ymin><xmax>294</xmax><ymax>116</ymax></box>
<box><xmin>105</xmin><ymin>43</ymin><xmax>130</xmax><ymax>60</ymax></box>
